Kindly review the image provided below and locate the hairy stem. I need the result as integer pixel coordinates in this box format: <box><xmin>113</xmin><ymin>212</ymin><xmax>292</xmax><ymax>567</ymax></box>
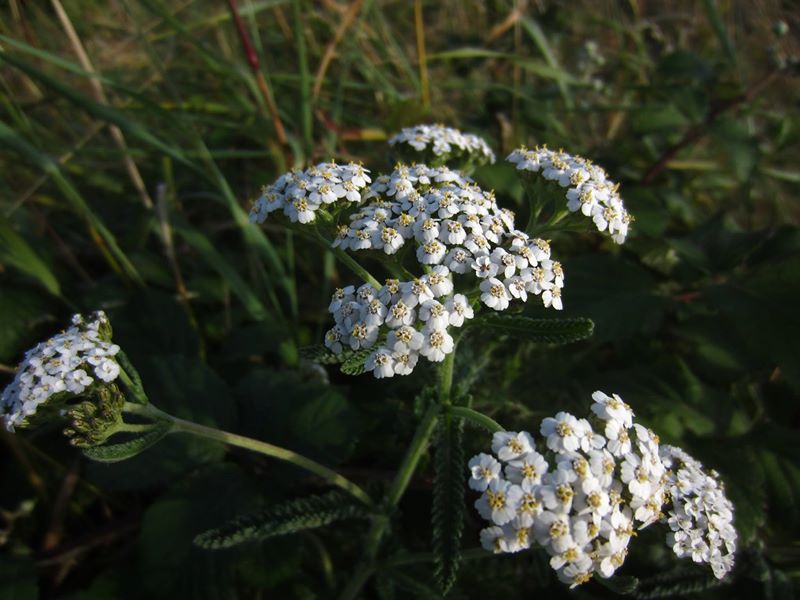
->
<box><xmin>121</xmin><ymin>402</ymin><xmax>372</xmax><ymax>506</ymax></box>
<box><xmin>340</xmin><ymin>351</ymin><xmax>456</xmax><ymax>598</ymax></box>
<box><xmin>450</xmin><ymin>406</ymin><xmax>505</xmax><ymax>433</ymax></box>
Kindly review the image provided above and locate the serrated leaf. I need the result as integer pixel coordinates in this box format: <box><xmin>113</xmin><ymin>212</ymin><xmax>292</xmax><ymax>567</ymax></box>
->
<box><xmin>471</xmin><ymin>315</ymin><xmax>594</xmax><ymax>344</ymax></box>
<box><xmin>432</xmin><ymin>412</ymin><xmax>465</xmax><ymax>595</ymax></box>
<box><xmin>340</xmin><ymin>347</ymin><xmax>374</xmax><ymax>376</ymax></box>
<box><xmin>633</xmin><ymin>565</ymin><xmax>724</xmax><ymax>599</ymax></box>
<box><xmin>597</xmin><ymin>575</ymin><xmax>639</xmax><ymax>594</ymax></box>
<box><xmin>194</xmin><ymin>490</ymin><xmax>369</xmax><ymax>549</ymax></box>
<box><xmin>298</xmin><ymin>345</ymin><xmax>344</xmax><ymax>365</ymax></box>
<box><xmin>82</xmin><ymin>421</ymin><xmax>172</xmax><ymax>463</ymax></box>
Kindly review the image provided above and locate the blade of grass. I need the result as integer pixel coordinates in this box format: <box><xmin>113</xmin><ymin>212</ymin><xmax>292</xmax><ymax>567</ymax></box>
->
<box><xmin>0</xmin><ymin>121</ymin><xmax>142</xmax><ymax>285</ymax></box>
<box><xmin>312</xmin><ymin>0</ymin><xmax>365</xmax><ymax>101</ymax></box>
<box><xmin>520</xmin><ymin>16</ymin><xmax>573</xmax><ymax>109</ymax></box>
<box><xmin>413</xmin><ymin>0</ymin><xmax>430</xmax><ymax>108</ymax></box>
<box><xmin>0</xmin><ymin>213</ymin><xmax>61</xmax><ymax>296</ymax></box>
<box><xmin>292</xmin><ymin>0</ymin><xmax>313</xmax><ymax>158</ymax></box>
<box><xmin>0</xmin><ymin>50</ymin><xmax>197</xmax><ymax>172</ymax></box>
<box><xmin>50</xmin><ymin>0</ymin><xmax>155</xmax><ymax>209</ymax></box>
<box><xmin>226</xmin><ymin>0</ymin><xmax>288</xmax><ymax>145</ymax></box>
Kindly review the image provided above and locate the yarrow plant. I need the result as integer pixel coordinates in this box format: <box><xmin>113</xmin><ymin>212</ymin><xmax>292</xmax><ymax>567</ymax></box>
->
<box><xmin>1</xmin><ymin>311</ymin><xmax>121</xmax><ymax>433</ymax></box>
<box><xmin>388</xmin><ymin>123</ymin><xmax>496</xmax><ymax>167</ymax></box>
<box><xmin>2</xmin><ymin>124</ymin><xmax>738</xmax><ymax>598</ymax></box>
<box><xmin>507</xmin><ymin>146</ymin><xmax>632</xmax><ymax>243</ymax></box>
<box><xmin>468</xmin><ymin>391</ymin><xmax>737</xmax><ymax>587</ymax></box>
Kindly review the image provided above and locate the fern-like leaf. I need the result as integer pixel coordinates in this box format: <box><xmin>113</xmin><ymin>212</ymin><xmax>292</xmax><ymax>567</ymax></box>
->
<box><xmin>432</xmin><ymin>410</ymin><xmax>465</xmax><ymax>595</ymax></box>
<box><xmin>82</xmin><ymin>421</ymin><xmax>171</xmax><ymax>462</ymax></box>
<box><xmin>340</xmin><ymin>347</ymin><xmax>374</xmax><ymax>376</ymax></box>
<box><xmin>633</xmin><ymin>565</ymin><xmax>724</xmax><ymax>599</ymax></box>
<box><xmin>471</xmin><ymin>315</ymin><xmax>594</xmax><ymax>344</ymax></box>
<box><xmin>298</xmin><ymin>344</ymin><xmax>344</xmax><ymax>365</ymax></box>
<box><xmin>194</xmin><ymin>490</ymin><xmax>369</xmax><ymax>549</ymax></box>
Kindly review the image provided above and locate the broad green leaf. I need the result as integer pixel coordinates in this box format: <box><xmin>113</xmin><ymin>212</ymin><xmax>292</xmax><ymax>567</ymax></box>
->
<box><xmin>82</xmin><ymin>421</ymin><xmax>172</xmax><ymax>463</ymax></box>
<box><xmin>0</xmin><ymin>288</ymin><xmax>55</xmax><ymax>363</ymax></box>
<box><xmin>0</xmin><ymin>214</ymin><xmax>60</xmax><ymax>296</ymax></box>
<box><xmin>471</xmin><ymin>315</ymin><xmax>594</xmax><ymax>345</ymax></box>
<box><xmin>194</xmin><ymin>490</ymin><xmax>368</xmax><ymax>549</ymax></box>
<box><xmin>139</xmin><ymin>464</ymin><xmax>263</xmax><ymax>599</ymax></box>
<box><xmin>432</xmin><ymin>412</ymin><xmax>465</xmax><ymax>595</ymax></box>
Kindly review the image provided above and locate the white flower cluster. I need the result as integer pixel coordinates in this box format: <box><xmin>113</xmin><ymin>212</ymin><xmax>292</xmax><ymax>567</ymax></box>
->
<box><xmin>507</xmin><ymin>146</ymin><xmax>631</xmax><ymax>244</ymax></box>
<box><xmin>468</xmin><ymin>392</ymin><xmax>736</xmax><ymax>587</ymax></box>
<box><xmin>468</xmin><ymin>391</ymin><xmax>667</xmax><ymax>587</ymax></box>
<box><xmin>660</xmin><ymin>445</ymin><xmax>737</xmax><ymax>579</ymax></box>
<box><xmin>335</xmin><ymin>163</ymin><xmax>565</xmax><ymax>312</ymax></box>
<box><xmin>1</xmin><ymin>312</ymin><xmax>121</xmax><ymax>432</ymax></box>
<box><xmin>249</xmin><ymin>162</ymin><xmax>371</xmax><ymax>224</ymax></box>
<box><xmin>388</xmin><ymin>124</ymin><xmax>496</xmax><ymax>164</ymax></box>
<box><xmin>324</xmin><ymin>272</ymin><xmax>473</xmax><ymax>378</ymax></box>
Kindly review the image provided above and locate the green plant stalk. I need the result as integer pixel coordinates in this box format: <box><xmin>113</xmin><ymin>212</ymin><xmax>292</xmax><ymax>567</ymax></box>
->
<box><xmin>450</xmin><ymin>406</ymin><xmax>505</xmax><ymax>433</ymax></box>
<box><xmin>311</xmin><ymin>229</ymin><xmax>381</xmax><ymax>289</ymax></box>
<box><xmin>121</xmin><ymin>402</ymin><xmax>372</xmax><ymax>506</ymax></box>
<box><xmin>292</xmin><ymin>0</ymin><xmax>313</xmax><ymax>155</ymax></box>
<box><xmin>340</xmin><ymin>350</ymin><xmax>456</xmax><ymax>599</ymax></box>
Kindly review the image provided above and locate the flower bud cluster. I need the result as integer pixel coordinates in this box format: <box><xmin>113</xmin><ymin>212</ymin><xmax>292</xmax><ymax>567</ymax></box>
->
<box><xmin>660</xmin><ymin>445</ymin><xmax>737</xmax><ymax>579</ymax></box>
<box><xmin>1</xmin><ymin>312</ymin><xmax>121</xmax><ymax>431</ymax></box>
<box><xmin>325</xmin><ymin>270</ymin><xmax>473</xmax><ymax>378</ymax></box>
<box><xmin>468</xmin><ymin>391</ymin><xmax>735</xmax><ymax>587</ymax></box>
<box><xmin>507</xmin><ymin>146</ymin><xmax>631</xmax><ymax>243</ymax></box>
<box><xmin>249</xmin><ymin>162</ymin><xmax>372</xmax><ymax>224</ymax></box>
<box><xmin>335</xmin><ymin>163</ymin><xmax>565</xmax><ymax>312</ymax></box>
<box><xmin>388</xmin><ymin>124</ymin><xmax>495</xmax><ymax>165</ymax></box>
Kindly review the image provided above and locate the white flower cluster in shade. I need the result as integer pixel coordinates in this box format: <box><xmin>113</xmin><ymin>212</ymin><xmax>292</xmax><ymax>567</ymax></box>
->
<box><xmin>249</xmin><ymin>162</ymin><xmax>371</xmax><ymax>224</ymax></box>
<box><xmin>388</xmin><ymin>124</ymin><xmax>496</xmax><ymax>164</ymax></box>
<box><xmin>334</xmin><ymin>163</ymin><xmax>565</xmax><ymax>312</ymax></box>
<box><xmin>507</xmin><ymin>146</ymin><xmax>631</xmax><ymax>244</ymax></box>
<box><xmin>467</xmin><ymin>391</ymin><xmax>736</xmax><ymax>588</ymax></box>
<box><xmin>661</xmin><ymin>445</ymin><xmax>737</xmax><ymax>579</ymax></box>
<box><xmin>324</xmin><ymin>272</ymin><xmax>473</xmax><ymax>379</ymax></box>
<box><xmin>1</xmin><ymin>312</ymin><xmax>121</xmax><ymax>432</ymax></box>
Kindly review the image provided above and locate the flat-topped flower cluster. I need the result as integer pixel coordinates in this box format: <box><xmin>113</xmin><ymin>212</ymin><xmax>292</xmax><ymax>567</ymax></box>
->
<box><xmin>507</xmin><ymin>146</ymin><xmax>631</xmax><ymax>243</ymax></box>
<box><xmin>389</xmin><ymin>123</ymin><xmax>496</xmax><ymax>165</ymax></box>
<box><xmin>325</xmin><ymin>274</ymin><xmax>472</xmax><ymax>378</ymax></box>
<box><xmin>319</xmin><ymin>162</ymin><xmax>566</xmax><ymax>378</ymax></box>
<box><xmin>467</xmin><ymin>391</ymin><xmax>736</xmax><ymax>587</ymax></box>
<box><xmin>1</xmin><ymin>312</ymin><xmax>121</xmax><ymax>431</ymax></box>
<box><xmin>337</xmin><ymin>164</ymin><xmax>565</xmax><ymax>312</ymax></box>
<box><xmin>249</xmin><ymin>161</ymin><xmax>372</xmax><ymax>224</ymax></box>
<box><xmin>661</xmin><ymin>445</ymin><xmax>737</xmax><ymax>579</ymax></box>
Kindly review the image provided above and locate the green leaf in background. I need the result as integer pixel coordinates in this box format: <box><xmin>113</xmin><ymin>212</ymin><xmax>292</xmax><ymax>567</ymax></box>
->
<box><xmin>561</xmin><ymin>255</ymin><xmax>666</xmax><ymax>343</ymax></box>
<box><xmin>431</xmin><ymin>412</ymin><xmax>465</xmax><ymax>596</ymax></box>
<box><xmin>194</xmin><ymin>490</ymin><xmax>369</xmax><ymax>550</ymax></box>
<box><xmin>138</xmin><ymin>464</ymin><xmax>262</xmax><ymax>600</ymax></box>
<box><xmin>0</xmin><ymin>214</ymin><xmax>60</xmax><ymax>296</ymax></box>
<box><xmin>471</xmin><ymin>314</ymin><xmax>594</xmax><ymax>345</ymax></box>
<box><xmin>236</xmin><ymin>368</ymin><xmax>359</xmax><ymax>464</ymax></box>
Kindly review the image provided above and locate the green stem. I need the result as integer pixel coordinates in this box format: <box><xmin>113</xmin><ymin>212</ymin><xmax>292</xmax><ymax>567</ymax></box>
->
<box><xmin>450</xmin><ymin>406</ymin><xmax>505</xmax><ymax>433</ymax></box>
<box><xmin>121</xmin><ymin>403</ymin><xmax>372</xmax><ymax>507</ymax></box>
<box><xmin>312</xmin><ymin>229</ymin><xmax>381</xmax><ymax>289</ymax></box>
<box><xmin>340</xmin><ymin>352</ymin><xmax>456</xmax><ymax>599</ymax></box>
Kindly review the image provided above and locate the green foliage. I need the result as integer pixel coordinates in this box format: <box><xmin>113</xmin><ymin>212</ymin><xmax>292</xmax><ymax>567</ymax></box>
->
<box><xmin>632</xmin><ymin>566</ymin><xmax>725</xmax><ymax>599</ymax></box>
<box><xmin>471</xmin><ymin>314</ymin><xmax>595</xmax><ymax>344</ymax></box>
<box><xmin>431</xmin><ymin>412</ymin><xmax>465</xmax><ymax>595</ymax></box>
<box><xmin>194</xmin><ymin>490</ymin><xmax>369</xmax><ymax>550</ymax></box>
<box><xmin>0</xmin><ymin>1</ymin><xmax>798</xmax><ymax>598</ymax></box>
<box><xmin>82</xmin><ymin>421</ymin><xmax>172</xmax><ymax>463</ymax></box>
